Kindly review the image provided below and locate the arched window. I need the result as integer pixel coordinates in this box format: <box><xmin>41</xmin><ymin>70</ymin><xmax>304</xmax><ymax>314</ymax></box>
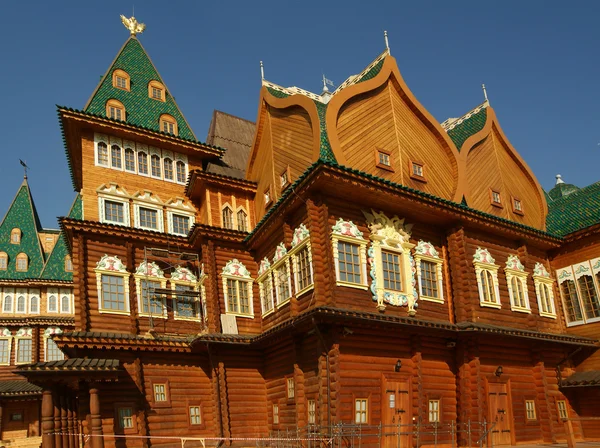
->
<box><xmin>29</xmin><ymin>296</ymin><xmax>39</xmax><ymax>314</ymax></box>
<box><xmin>138</xmin><ymin>151</ymin><xmax>148</xmax><ymax>175</ymax></box>
<box><xmin>16</xmin><ymin>295</ymin><xmax>26</xmax><ymax>313</ymax></box>
<box><xmin>61</xmin><ymin>295</ymin><xmax>70</xmax><ymax>314</ymax></box>
<box><xmin>176</xmin><ymin>160</ymin><xmax>186</xmax><ymax>183</ymax></box>
<box><xmin>159</xmin><ymin>114</ymin><xmax>178</xmax><ymax>136</ymax></box>
<box><xmin>0</xmin><ymin>252</ymin><xmax>7</xmax><ymax>270</ymax></box>
<box><xmin>11</xmin><ymin>228</ymin><xmax>21</xmax><ymax>244</ymax></box>
<box><xmin>511</xmin><ymin>277</ymin><xmax>526</xmax><ymax>308</ymax></box>
<box><xmin>106</xmin><ymin>99</ymin><xmax>125</xmax><ymax>121</ymax></box>
<box><xmin>163</xmin><ymin>158</ymin><xmax>173</xmax><ymax>180</ymax></box>
<box><xmin>237</xmin><ymin>209</ymin><xmax>248</xmax><ymax>232</ymax></box>
<box><xmin>148</xmin><ymin>80</ymin><xmax>166</xmax><ymax>102</ymax></box>
<box><xmin>3</xmin><ymin>295</ymin><xmax>12</xmax><ymax>313</ymax></box>
<box><xmin>97</xmin><ymin>142</ymin><xmax>108</xmax><ymax>166</ymax></box>
<box><xmin>16</xmin><ymin>253</ymin><xmax>28</xmax><ymax>272</ymax></box>
<box><xmin>222</xmin><ymin>206</ymin><xmax>233</xmax><ymax>230</ymax></box>
<box><xmin>65</xmin><ymin>256</ymin><xmax>73</xmax><ymax>272</ymax></box>
<box><xmin>124</xmin><ymin>147</ymin><xmax>135</xmax><ymax>172</ymax></box>
<box><xmin>151</xmin><ymin>154</ymin><xmax>161</xmax><ymax>177</ymax></box>
<box><xmin>112</xmin><ymin>69</ymin><xmax>130</xmax><ymax>91</ymax></box>
<box><xmin>480</xmin><ymin>270</ymin><xmax>495</xmax><ymax>303</ymax></box>
<box><xmin>48</xmin><ymin>295</ymin><xmax>57</xmax><ymax>313</ymax></box>
<box><xmin>111</xmin><ymin>145</ymin><xmax>122</xmax><ymax>169</ymax></box>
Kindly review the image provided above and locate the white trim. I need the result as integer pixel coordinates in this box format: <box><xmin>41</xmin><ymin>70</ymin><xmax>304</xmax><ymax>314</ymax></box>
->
<box><xmin>171</xmin><ymin>271</ymin><xmax>204</xmax><ymax>322</ymax></box>
<box><xmin>332</xmin><ymin>232</ymin><xmax>368</xmax><ymax>290</ymax></box>
<box><xmin>47</xmin><ymin>288</ymin><xmax>58</xmax><ymax>313</ymax></box>
<box><xmin>0</xmin><ymin>334</ymin><xmax>12</xmax><ymax>366</ymax></box>
<box><xmin>413</xmin><ymin>241</ymin><xmax>444</xmax><ymax>304</ymax></box>
<box><xmin>133</xmin><ymin>203</ymin><xmax>164</xmax><ymax>232</ymax></box>
<box><xmin>473</xmin><ymin>248</ymin><xmax>501</xmax><ymax>308</ymax></box>
<box><xmin>15</xmin><ymin>290</ymin><xmax>27</xmax><ymax>314</ymax></box>
<box><xmin>533</xmin><ymin>275</ymin><xmax>557</xmax><ymax>319</ymax></box>
<box><xmin>272</xmin><ymin>257</ymin><xmax>293</xmax><ymax>308</ymax></box>
<box><xmin>28</xmin><ymin>289</ymin><xmax>40</xmax><ymax>315</ymax></box>
<box><xmin>2</xmin><ymin>288</ymin><xmax>14</xmax><ymax>313</ymax></box>
<box><xmin>95</xmin><ymin>256</ymin><xmax>130</xmax><ymax>315</ymax></box>
<box><xmin>289</xmin><ymin>239</ymin><xmax>314</xmax><ymax>297</ymax></box>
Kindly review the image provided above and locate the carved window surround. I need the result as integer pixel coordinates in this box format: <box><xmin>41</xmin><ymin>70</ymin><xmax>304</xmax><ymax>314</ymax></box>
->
<box><xmin>95</xmin><ymin>255</ymin><xmax>131</xmax><ymax>316</ymax></box>
<box><xmin>14</xmin><ymin>327</ymin><xmax>32</xmax><ymax>365</ymax></box>
<box><xmin>97</xmin><ymin>183</ymin><xmax>131</xmax><ymax>226</ymax></box>
<box><xmin>505</xmin><ymin>255</ymin><xmax>531</xmax><ymax>313</ymax></box>
<box><xmin>0</xmin><ymin>328</ymin><xmax>12</xmax><ymax>366</ymax></box>
<box><xmin>289</xmin><ymin>224</ymin><xmax>314</xmax><ymax>297</ymax></box>
<box><xmin>473</xmin><ymin>248</ymin><xmax>501</xmax><ymax>309</ymax></box>
<box><xmin>132</xmin><ymin>190</ymin><xmax>165</xmax><ymax>232</ymax></box>
<box><xmin>134</xmin><ymin>261</ymin><xmax>167</xmax><ymax>319</ymax></box>
<box><xmin>532</xmin><ymin>263</ymin><xmax>556</xmax><ymax>319</ymax></box>
<box><xmin>331</xmin><ymin>219</ymin><xmax>368</xmax><ymax>290</ymax></box>
<box><xmin>257</xmin><ymin>258</ymin><xmax>275</xmax><ymax>317</ymax></box>
<box><xmin>413</xmin><ymin>241</ymin><xmax>444</xmax><ymax>304</ymax></box>
<box><xmin>171</xmin><ymin>266</ymin><xmax>204</xmax><ymax>322</ymax></box>
<box><xmin>272</xmin><ymin>243</ymin><xmax>293</xmax><ymax>308</ymax></box>
<box><xmin>221</xmin><ymin>259</ymin><xmax>254</xmax><ymax>318</ymax></box>
<box><xmin>44</xmin><ymin>327</ymin><xmax>64</xmax><ymax>362</ymax></box>
<box><xmin>557</xmin><ymin>258</ymin><xmax>600</xmax><ymax>327</ymax></box>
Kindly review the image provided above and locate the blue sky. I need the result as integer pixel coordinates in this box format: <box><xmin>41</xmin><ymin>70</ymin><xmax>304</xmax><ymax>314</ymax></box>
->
<box><xmin>0</xmin><ymin>1</ymin><xmax>598</xmax><ymax>227</ymax></box>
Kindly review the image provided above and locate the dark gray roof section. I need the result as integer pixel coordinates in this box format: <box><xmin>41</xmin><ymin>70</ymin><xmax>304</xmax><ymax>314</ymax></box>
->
<box><xmin>561</xmin><ymin>370</ymin><xmax>600</xmax><ymax>387</ymax></box>
<box><xmin>205</xmin><ymin>110</ymin><xmax>255</xmax><ymax>179</ymax></box>
<box><xmin>61</xmin><ymin>331</ymin><xmax>194</xmax><ymax>343</ymax></box>
<box><xmin>0</xmin><ymin>380</ymin><xmax>42</xmax><ymax>396</ymax></box>
<box><xmin>18</xmin><ymin>358</ymin><xmax>120</xmax><ymax>372</ymax></box>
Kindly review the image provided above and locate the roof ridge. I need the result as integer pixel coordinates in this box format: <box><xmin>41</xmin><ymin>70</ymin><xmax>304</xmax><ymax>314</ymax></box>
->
<box><xmin>213</xmin><ymin>110</ymin><xmax>255</xmax><ymax>125</ymax></box>
<box><xmin>442</xmin><ymin>100</ymin><xmax>489</xmax><ymax>131</ymax></box>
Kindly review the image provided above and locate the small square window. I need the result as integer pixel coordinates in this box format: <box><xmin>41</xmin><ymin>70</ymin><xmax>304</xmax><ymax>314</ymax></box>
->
<box><xmin>512</xmin><ymin>197</ymin><xmax>524</xmax><ymax>215</ymax></box>
<box><xmin>410</xmin><ymin>161</ymin><xmax>426</xmax><ymax>182</ymax></box>
<box><xmin>490</xmin><ymin>189</ymin><xmax>502</xmax><ymax>207</ymax></box>
<box><xmin>154</xmin><ymin>384</ymin><xmax>167</xmax><ymax>402</ymax></box>
<box><xmin>116</xmin><ymin>76</ymin><xmax>127</xmax><ymax>89</ymax></box>
<box><xmin>264</xmin><ymin>188</ymin><xmax>272</xmax><ymax>207</ymax></box>
<box><xmin>10</xmin><ymin>412</ymin><xmax>23</xmax><ymax>422</ymax></box>
<box><xmin>376</xmin><ymin>149</ymin><xmax>393</xmax><ymax>171</ymax></box>
<box><xmin>280</xmin><ymin>168</ymin><xmax>290</xmax><ymax>188</ymax></box>
<box><xmin>189</xmin><ymin>406</ymin><xmax>201</xmax><ymax>425</ymax></box>
<box><xmin>152</xmin><ymin>87</ymin><xmax>162</xmax><ymax>100</ymax></box>
<box><xmin>118</xmin><ymin>407</ymin><xmax>134</xmax><ymax>429</ymax></box>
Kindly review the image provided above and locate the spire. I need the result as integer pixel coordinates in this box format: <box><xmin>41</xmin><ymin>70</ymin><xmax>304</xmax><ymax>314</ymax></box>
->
<box><xmin>120</xmin><ymin>15</ymin><xmax>146</xmax><ymax>36</ymax></box>
<box><xmin>555</xmin><ymin>174</ymin><xmax>565</xmax><ymax>185</ymax></box>
<box><xmin>260</xmin><ymin>61</ymin><xmax>265</xmax><ymax>81</ymax></box>
<box><xmin>384</xmin><ymin>30</ymin><xmax>390</xmax><ymax>54</ymax></box>
<box><xmin>482</xmin><ymin>83</ymin><xmax>489</xmax><ymax>105</ymax></box>
<box><xmin>19</xmin><ymin>159</ymin><xmax>28</xmax><ymax>180</ymax></box>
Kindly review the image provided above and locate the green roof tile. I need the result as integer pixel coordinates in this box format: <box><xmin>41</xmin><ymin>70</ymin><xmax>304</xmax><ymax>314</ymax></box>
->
<box><xmin>355</xmin><ymin>59</ymin><xmax>385</xmax><ymax>84</ymax></box>
<box><xmin>447</xmin><ymin>107</ymin><xmax>487</xmax><ymax>151</ymax></box>
<box><xmin>40</xmin><ymin>195</ymin><xmax>82</xmax><ymax>281</ymax></box>
<box><xmin>314</xmin><ymin>101</ymin><xmax>336</xmax><ymax>163</ymax></box>
<box><xmin>0</xmin><ymin>180</ymin><xmax>46</xmax><ymax>279</ymax></box>
<box><xmin>84</xmin><ymin>37</ymin><xmax>195</xmax><ymax>140</ymax></box>
<box><xmin>547</xmin><ymin>182</ymin><xmax>600</xmax><ymax>236</ymax></box>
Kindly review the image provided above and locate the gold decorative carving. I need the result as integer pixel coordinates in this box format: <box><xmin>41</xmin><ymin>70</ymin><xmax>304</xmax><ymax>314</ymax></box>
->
<box><xmin>120</xmin><ymin>15</ymin><xmax>146</xmax><ymax>36</ymax></box>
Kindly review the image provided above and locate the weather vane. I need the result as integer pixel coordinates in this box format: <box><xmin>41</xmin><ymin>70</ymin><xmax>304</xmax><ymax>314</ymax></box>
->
<box><xmin>120</xmin><ymin>15</ymin><xmax>146</xmax><ymax>36</ymax></box>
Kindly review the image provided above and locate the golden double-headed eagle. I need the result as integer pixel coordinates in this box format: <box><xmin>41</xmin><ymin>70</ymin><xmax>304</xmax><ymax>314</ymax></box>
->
<box><xmin>120</xmin><ymin>15</ymin><xmax>146</xmax><ymax>36</ymax></box>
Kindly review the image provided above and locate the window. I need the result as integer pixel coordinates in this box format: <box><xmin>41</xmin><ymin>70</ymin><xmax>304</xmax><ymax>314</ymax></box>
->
<box><xmin>287</xmin><ymin>377</ymin><xmax>295</xmax><ymax>399</ymax></box>
<box><xmin>45</xmin><ymin>337</ymin><xmax>64</xmax><ymax>362</ymax></box>
<box><xmin>577</xmin><ymin>275</ymin><xmax>600</xmax><ymax>320</ymax></box>
<box><xmin>104</xmin><ymin>200</ymin><xmax>125</xmax><ymax>224</ymax></box>
<box><xmin>512</xmin><ymin>197</ymin><xmax>524</xmax><ymax>215</ymax></box>
<box><xmin>222</xmin><ymin>259</ymin><xmax>253</xmax><ymax>317</ymax></box>
<box><xmin>176</xmin><ymin>161</ymin><xmax>186</xmax><ymax>183</ymax></box>
<box><xmin>189</xmin><ymin>406</ymin><xmax>201</xmax><ymax>425</ymax></box>
<box><xmin>101</xmin><ymin>275</ymin><xmax>126</xmax><ymax>311</ymax></box>
<box><xmin>237</xmin><ymin>209</ymin><xmax>248</xmax><ymax>232</ymax></box>
<box><xmin>331</xmin><ymin>220</ymin><xmax>369</xmax><ymax>287</ymax></box>
<box><xmin>106</xmin><ymin>99</ymin><xmax>125</xmax><ymax>121</ymax></box>
<box><xmin>382</xmin><ymin>251</ymin><xmax>402</xmax><ymax>291</ymax></box>
<box><xmin>296</xmin><ymin>246</ymin><xmax>313</xmax><ymax>292</ymax></box>
<box><xmin>222</xmin><ymin>206</ymin><xmax>234</xmax><ymax>230</ymax></box>
<box><xmin>159</xmin><ymin>114</ymin><xmax>178</xmax><ymax>135</ymax></box>
<box><xmin>0</xmin><ymin>336</ymin><xmax>11</xmax><ymax>365</ymax></box>
<box><xmin>338</xmin><ymin>242</ymin><xmax>361</xmax><ymax>283</ymax></box>
<box><xmin>139</xmin><ymin>207</ymin><xmax>158</xmax><ymax>230</ymax></box>
<box><xmin>275</xmin><ymin>262</ymin><xmax>291</xmax><ymax>305</ymax></box>
<box><xmin>65</xmin><ymin>256</ymin><xmax>73</xmax><ymax>272</ymax></box>
<box><xmin>355</xmin><ymin>399</ymin><xmax>368</xmax><ymax>424</ymax></box>
<box><xmin>134</xmin><ymin>261</ymin><xmax>167</xmax><ymax>318</ymax></box>
<box><xmin>118</xmin><ymin>407</ymin><xmax>134</xmax><ymax>429</ymax></box>
<box><xmin>410</xmin><ymin>161</ymin><xmax>426</xmax><ymax>182</ymax></box>
<box><xmin>414</xmin><ymin>240</ymin><xmax>445</xmax><ymax>304</ymax></box>
<box><xmin>428</xmin><ymin>399</ymin><xmax>440</xmax><ymax>423</ymax></box>
<box><xmin>148</xmin><ymin>81</ymin><xmax>166</xmax><ymax>102</ymax></box>
<box><xmin>525</xmin><ymin>400</ymin><xmax>536</xmax><ymax>420</ymax></box>
<box><xmin>560</xmin><ymin>279</ymin><xmax>583</xmax><ymax>324</ymax></box>
<box><xmin>61</xmin><ymin>295</ymin><xmax>70</xmax><ymax>313</ymax></box>
<box><xmin>97</xmin><ymin>142</ymin><xmax>109</xmax><ymax>166</ymax></box>
<box><xmin>557</xmin><ymin>400</ymin><xmax>568</xmax><ymax>420</ymax></box>
<box><xmin>280</xmin><ymin>169</ymin><xmax>289</xmax><ymax>188</ymax></box>
<box><xmin>376</xmin><ymin>148</ymin><xmax>393</xmax><ymax>171</ymax></box>
<box><xmin>154</xmin><ymin>384</ymin><xmax>167</xmax><ymax>402</ymax></box>
<box><xmin>490</xmin><ymin>189</ymin><xmax>502</xmax><ymax>207</ymax></box>
<box><xmin>111</xmin><ymin>145</ymin><xmax>122</xmax><ymax>169</ymax></box>
<box><xmin>29</xmin><ymin>295</ymin><xmax>39</xmax><ymax>314</ymax></box>
<box><xmin>172</xmin><ymin>214</ymin><xmax>190</xmax><ymax>236</ymax></box>
<box><xmin>536</xmin><ymin>278</ymin><xmax>557</xmax><ymax>317</ymax></box>
<box><xmin>124</xmin><ymin>148</ymin><xmax>135</xmax><ymax>172</ymax></box>
<box><xmin>258</xmin><ymin>261</ymin><xmax>274</xmax><ymax>315</ymax></box>
<box><xmin>112</xmin><ymin>69</ymin><xmax>130</xmax><ymax>91</ymax></box>
<box><xmin>264</xmin><ymin>188</ymin><xmax>272</xmax><ymax>207</ymax></box>
<box><xmin>473</xmin><ymin>248</ymin><xmax>501</xmax><ymax>308</ymax></box>
<box><xmin>174</xmin><ymin>284</ymin><xmax>201</xmax><ymax>320</ymax></box>
<box><xmin>151</xmin><ymin>154</ymin><xmax>161</xmax><ymax>178</ymax></box>
<box><xmin>3</xmin><ymin>295</ymin><xmax>12</xmax><ymax>313</ymax></box>
<box><xmin>16</xmin><ymin>337</ymin><xmax>32</xmax><ymax>364</ymax></box>
<box><xmin>505</xmin><ymin>255</ymin><xmax>530</xmax><ymax>313</ymax></box>
<box><xmin>16</xmin><ymin>253</ymin><xmax>28</xmax><ymax>272</ymax></box>
<box><xmin>48</xmin><ymin>294</ymin><xmax>57</xmax><ymax>313</ymax></box>
<box><xmin>16</xmin><ymin>295</ymin><xmax>26</xmax><ymax>313</ymax></box>
<box><xmin>96</xmin><ymin>254</ymin><xmax>130</xmax><ymax>315</ymax></box>
<box><xmin>163</xmin><ymin>158</ymin><xmax>173</xmax><ymax>180</ymax></box>
<box><xmin>138</xmin><ymin>152</ymin><xmax>148</xmax><ymax>175</ymax></box>
<box><xmin>273</xmin><ymin>403</ymin><xmax>279</xmax><ymax>425</ymax></box>
<box><xmin>0</xmin><ymin>252</ymin><xmax>7</xmax><ymax>270</ymax></box>
<box><xmin>307</xmin><ymin>399</ymin><xmax>316</xmax><ymax>425</ymax></box>
<box><xmin>140</xmin><ymin>280</ymin><xmax>163</xmax><ymax>315</ymax></box>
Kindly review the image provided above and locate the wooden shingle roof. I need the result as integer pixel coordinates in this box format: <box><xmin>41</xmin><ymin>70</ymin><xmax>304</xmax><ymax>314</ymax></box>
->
<box><xmin>18</xmin><ymin>358</ymin><xmax>120</xmax><ymax>372</ymax></box>
<box><xmin>0</xmin><ymin>380</ymin><xmax>42</xmax><ymax>397</ymax></box>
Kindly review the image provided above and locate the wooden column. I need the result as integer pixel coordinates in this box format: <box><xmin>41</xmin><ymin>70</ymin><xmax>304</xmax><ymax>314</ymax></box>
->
<box><xmin>66</xmin><ymin>395</ymin><xmax>75</xmax><ymax>448</ymax></box>
<box><xmin>89</xmin><ymin>384</ymin><xmax>104</xmax><ymax>448</ymax></box>
<box><xmin>61</xmin><ymin>392</ymin><xmax>69</xmax><ymax>448</ymax></box>
<box><xmin>42</xmin><ymin>388</ymin><xmax>55</xmax><ymax>448</ymax></box>
<box><xmin>0</xmin><ymin>400</ymin><xmax>3</xmax><ymax>440</ymax></box>
<box><xmin>53</xmin><ymin>389</ymin><xmax>62</xmax><ymax>448</ymax></box>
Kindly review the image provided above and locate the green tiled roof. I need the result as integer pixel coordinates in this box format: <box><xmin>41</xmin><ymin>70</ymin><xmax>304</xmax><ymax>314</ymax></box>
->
<box><xmin>547</xmin><ymin>182</ymin><xmax>600</xmax><ymax>236</ymax></box>
<box><xmin>355</xmin><ymin>59</ymin><xmax>385</xmax><ymax>84</ymax></box>
<box><xmin>84</xmin><ymin>37</ymin><xmax>195</xmax><ymax>140</ymax></box>
<box><xmin>314</xmin><ymin>101</ymin><xmax>336</xmax><ymax>163</ymax></box>
<box><xmin>447</xmin><ymin>107</ymin><xmax>488</xmax><ymax>151</ymax></box>
<box><xmin>40</xmin><ymin>195</ymin><xmax>82</xmax><ymax>281</ymax></box>
<box><xmin>548</xmin><ymin>182</ymin><xmax>580</xmax><ymax>201</ymax></box>
<box><xmin>0</xmin><ymin>180</ymin><xmax>45</xmax><ymax>279</ymax></box>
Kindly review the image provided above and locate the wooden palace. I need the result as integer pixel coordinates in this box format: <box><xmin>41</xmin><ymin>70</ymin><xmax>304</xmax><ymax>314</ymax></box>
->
<box><xmin>0</xmin><ymin>15</ymin><xmax>598</xmax><ymax>448</ymax></box>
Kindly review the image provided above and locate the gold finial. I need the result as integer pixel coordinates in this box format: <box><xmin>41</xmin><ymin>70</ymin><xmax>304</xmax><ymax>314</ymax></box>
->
<box><xmin>120</xmin><ymin>15</ymin><xmax>146</xmax><ymax>36</ymax></box>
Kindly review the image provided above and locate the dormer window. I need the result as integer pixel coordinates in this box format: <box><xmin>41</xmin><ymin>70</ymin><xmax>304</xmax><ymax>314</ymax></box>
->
<box><xmin>65</xmin><ymin>256</ymin><xmax>73</xmax><ymax>272</ymax></box>
<box><xmin>490</xmin><ymin>189</ymin><xmax>502</xmax><ymax>207</ymax></box>
<box><xmin>410</xmin><ymin>161</ymin><xmax>426</xmax><ymax>182</ymax></box>
<box><xmin>16</xmin><ymin>253</ymin><xmax>28</xmax><ymax>272</ymax></box>
<box><xmin>512</xmin><ymin>197</ymin><xmax>524</xmax><ymax>215</ymax></box>
<box><xmin>375</xmin><ymin>149</ymin><xmax>393</xmax><ymax>171</ymax></box>
<box><xmin>159</xmin><ymin>114</ymin><xmax>178</xmax><ymax>136</ymax></box>
<box><xmin>106</xmin><ymin>99</ymin><xmax>125</xmax><ymax>121</ymax></box>
<box><xmin>11</xmin><ymin>228</ymin><xmax>21</xmax><ymax>244</ymax></box>
<box><xmin>148</xmin><ymin>81</ymin><xmax>166</xmax><ymax>102</ymax></box>
<box><xmin>0</xmin><ymin>252</ymin><xmax>7</xmax><ymax>270</ymax></box>
<box><xmin>112</xmin><ymin>69</ymin><xmax>130</xmax><ymax>91</ymax></box>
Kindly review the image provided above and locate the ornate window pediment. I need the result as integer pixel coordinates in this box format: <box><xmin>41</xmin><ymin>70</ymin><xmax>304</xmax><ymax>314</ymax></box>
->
<box><xmin>473</xmin><ymin>247</ymin><xmax>501</xmax><ymax>308</ymax></box>
<box><xmin>222</xmin><ymin>259</ymin><xmax>254</xmax><ymax>318</ymax></box>
<box><xmin>533</xmin><ymin>262</ymin><xmax>556</xmax><ymax>318</ymax></box>
<box><xmin>331</xmin><ymin>219</ymin><xmax>368</xmax><ymax>290</ymax></box>
<box><xmin>171</xmin><ymin>266</ymin><xmax>204</xmax><ymax>322</ymax></box>
<box><xmin>414</xmin><ymin>241</ymin><xmax>444</xmax><ymax>304</ymax></box>
<box><xmin>363</xmin><ymin>210</ymin><xmax>417</xmax><ymax>314</ymax></box>
<box><xmin>504</xmin><ymin>255</ymin><xmax>530</xmax><ymax>313</ymax></box>
<box><xmin>135</xmin><ymin>261</ymin><xmax>167</xmax><ymax>318</ymax></box>
<box><xmin>97</xmin><ymin>183</ymin><xmax>131</xmax><ymax>226</ymax></box>
<box><xmin>289</xmin><ymin>224</ymin><xmax>314</xmax><ymax>297</ymax></box>
<box><xmin>95</xmin><ymin>255</ymin><xmax>130</xmax><ymax>315</ymax></box>
<box><xmin>257</xmin><ymin>258</ymin><xmax>274</xmax><ymax>316</ymax></box>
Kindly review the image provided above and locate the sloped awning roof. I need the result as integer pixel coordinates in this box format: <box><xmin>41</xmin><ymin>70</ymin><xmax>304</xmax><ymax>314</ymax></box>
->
<box><xmin>561</xmin><ymin>370</ymin><xmax>600</xmax><ymax>388</ymax></box>
<box><xmin>18</xmin><ymin>358</ymin><xmax>119</xmax><ymax>373</ymax></box>
<box><xmin>0</xmin><ymin>380</ymin><xmax>42</xmax><ymax>397</ymax></box>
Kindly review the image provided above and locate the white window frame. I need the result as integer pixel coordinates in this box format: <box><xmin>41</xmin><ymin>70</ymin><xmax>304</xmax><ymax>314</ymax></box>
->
<box><xmin>94</xmin><ymin>134</ymin><xmax>110</xmax><ymax>167</ymax></box>
<box><xmin>134</xmin><ymin>204</ymin><xmax>164</xmax><ymax>232</ymax></box>
<box><xmin>175</xmin><ymin>154</ymin><xmax>188</xmax><ymax>185</ymax></box>
<box><xmin>162</xmin><ymin>150</ymin><xmax>175</xmax><ymax>182</ymax></box>
<box><xmin>287</xmin><ymin>377</ymin><xmax>295</xmax><ymax>399</ymax></box>
<box><xmin>167</xmin><ymin>211</ymin><xmax>193</xmax><ymax>236</ymax></box>
<box><xmin>44</xmin><ymin>327</ymin><xmax>64</xmax><ymax>362</ymax></box>
<box><xmin>331</xmin><ymin>219</ymin><xmax>368</xmax><ymax>289</ymax></box>
<box><xmin>14</xmin><ymin>328</ymin><xmax>33</xmax><ymax>365</ymax></box>
<box><xmin>134</xmin><ymin>261</ymin><xmax>167</xmax><ymax>319</ymax></box>
<box><xmin>221</xmin><ymin>259</ymin><xmax>254</xmax><ymax>318</ymax></box>
<box><xmin>236</xmin><ymin>207</ymin><xmax>249</xmax><ymax>232</ymax></box>
<box><xmin>2</xmin><ymin>288</ymin><xmax>14</xmax><ymax>313</ymax></box>
<box><xmin>572</xmin><ymin>261</ymin><xmax>600</xmax><ymax>324</ymax></box>
<box><xmin>257</xmin><ymin>258</ymin><xmax>275</xmax><ymax>317</ymax></box>
<box><xmin>289</xmin><ymin>224</ymin><xmax>314</xmax><ymax>297</ymax></box>
<box><xmin>95</xmin><ymin>255</ymin><xmax>130</xmax><ymax>315</ymax></box>
<box><xmin>15</xmin><ymin>289</ymin><xmax>27</xmax><ymax>314</ymax></box>
<box><xmin>171</xmin><ymin>267</ymin><xmax>203</xmax><ymax>321</ymax></box>
<box><xmin>364</xmin><ymin>210</ymin><xmax>416</xmax><ymax>313</ymax></box>
<box><xmin>0</xmin><ymin>328</ymin><xmax>12</xmax><ymax>366</ymax></box>
<box><xmin>272</xmin><ymin>243</ymin><xmax>292</xmax><ymax>308</ymax></box>
<box><xmin>165</xmin><ymin>197</ymin><xmax>196</xmax><ymax>237</ymax></box>
<box><xmin>123</xmin><ymin>142</ymin><xmax>137</xmax><ymax>173</ymax></box>
<box><xmin>533</xmin><ymin>263</ymin><xmax>556</xmax><ymax>318</ymax></box>
<box><xmin>414</xmin><ymin>241</ymin><xmax>444</xmax><ymax>304</ymax></box>
<box><xmin>505</xmin><ymin>255</ymin><xmax>530</xmax><ymax>313</ymax></box>
<box><xmin>47</xmin><ymin>288</ymin><xmax>58</xmax><ymax>313</ymax></box>
<box><xmin>557</xmin><ymin>267</ymin><xmax>584</xmax><ymax>326</ymax></box>
<box><xmin>111</xmin><ymin>143</ymin><xmax>123</xmax><ymax>170</ymax></box>
<box><xmin>428</xmin><ymin>399</ymin><xmax>441</xmax><ymax>423</ymax></box>
<box><xmin>59</xmin><ymin>288</ymin><xmax>73</xmax><ymax>314</ymax></box>
<box><xmin>354</xmin><ymin>398</ymin><xmax>368</xmax><ymax>424</ymax></box>
<box><xmin>28</xmin><ymin>289</ymin><xmax>40</xmax><ymax>315</ymax></box>
<box><xmin>473</xmin><ymin>247</ymin><xmax>501</xmax><ymax>309</ymax></box>
<box><xmin>97</xmin><ymin>184</ymin><xmax>131</xmax><ymax>226</ymax></box>
<box><xmin>149</xmin><ymin>147</ymin><xmax>162</xmax><ymax>180</ymax></box>
<box><xmin>221</xmin><ymin>204</ymin><xmax>234</xmax><ymax>230</ymax></box>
